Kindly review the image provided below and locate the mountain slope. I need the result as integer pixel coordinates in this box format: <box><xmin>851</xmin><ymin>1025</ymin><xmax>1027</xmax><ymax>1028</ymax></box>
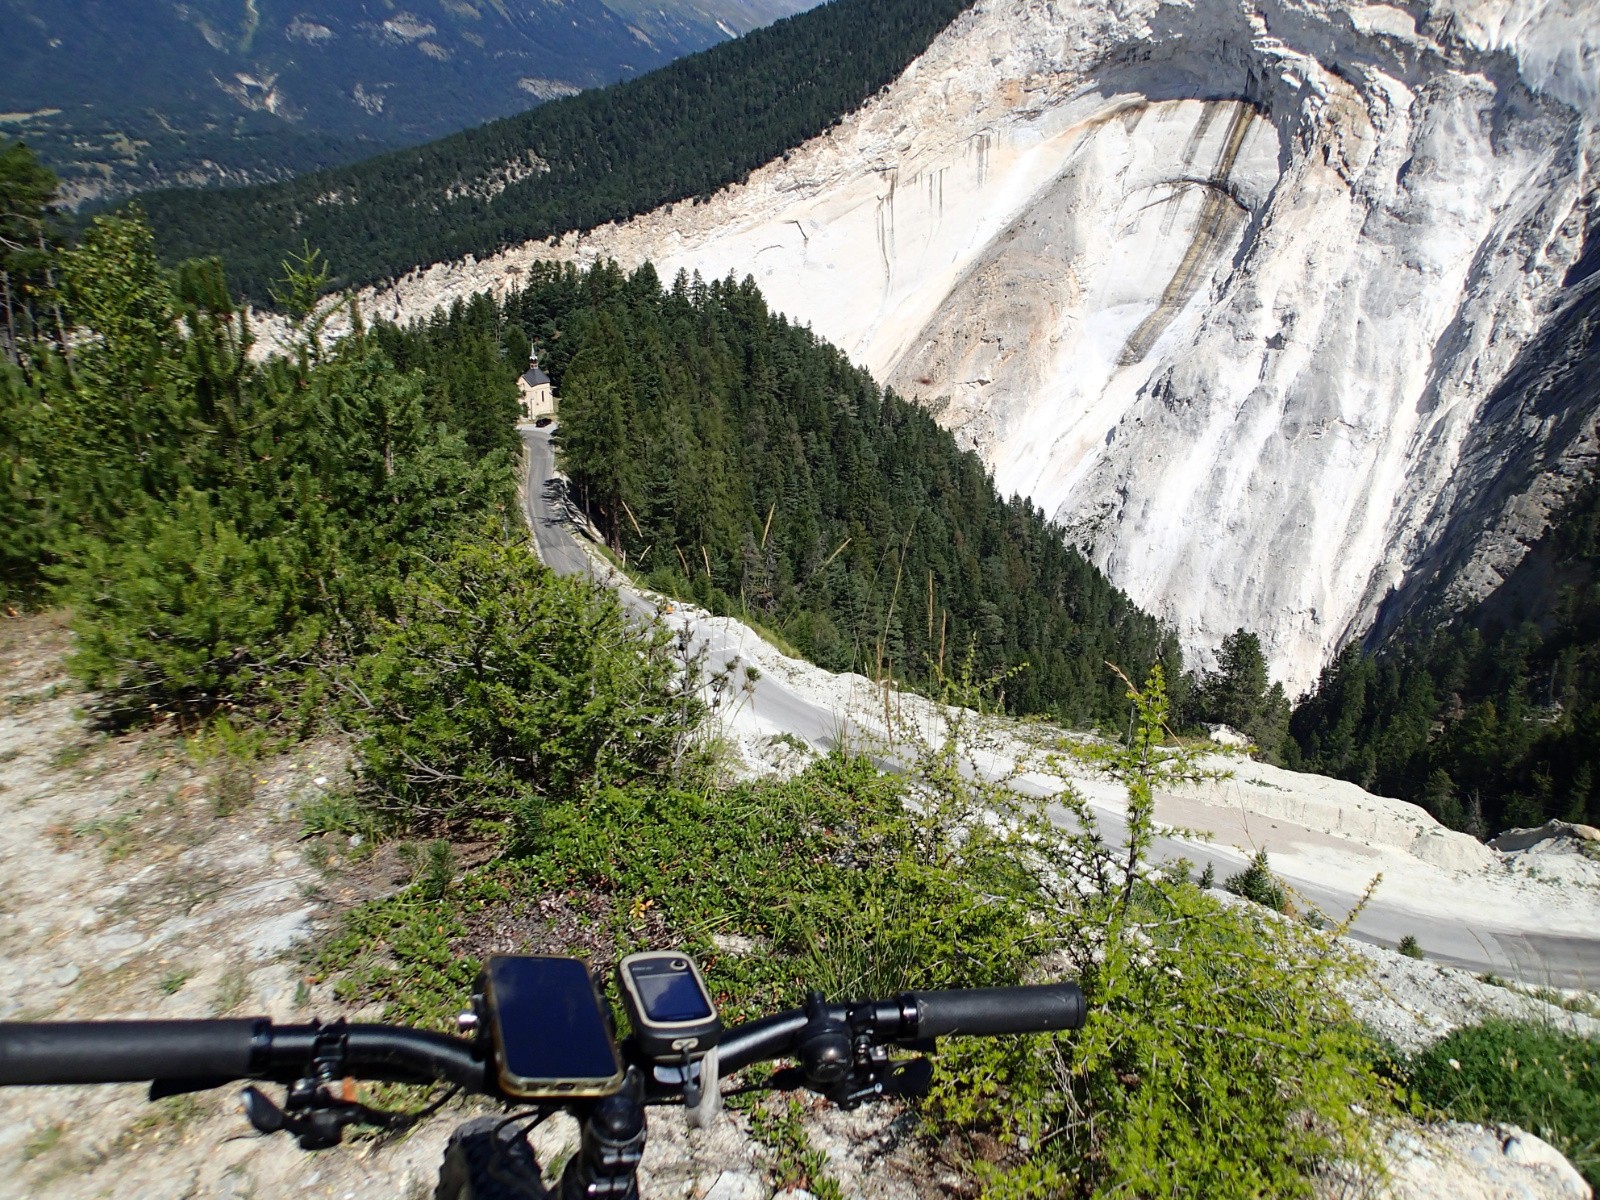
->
<box><xmin>334</xmin><ymin>0</ymin><xmax>1597</xmax><ymax>697</ymax></box>
<box><xmin>2</xmin><ymin>0</ymin><xmax>813</xmax><ymax>205</ymax></box>
<box><xmin>1288</xmin><ymin>467</ymin><xmax>1600</xmax><ymax>835</ymax></box>
<box><xmin>500</xmin><ymin>260</ymin><xmax>1178</xmax><ymax>723</ymax></box>
<box><xmin>131</xmin><ymin>0</ymin><xmax>976</xmax><ymax>297</ymax></box>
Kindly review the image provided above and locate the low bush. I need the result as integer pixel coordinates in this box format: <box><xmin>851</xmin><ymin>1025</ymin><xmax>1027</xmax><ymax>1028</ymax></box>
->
<box><xmin>924</xmin><ymin>669</ymin><xmax>1393</xmax><ymax>1198</ymax></box>
<box><xmin>929</xmin><ymin>882</ymin><xmax>1390</xmax><ymax>1198</ymax></box>
<box><xmin>1410</xmin><ymin>1019</ymin><xmax>1600</xmax><ymax>1186</ymax></box>
<box><xmin>346</xmin><ymin>534</ymin><xmax>712</xmax><ymax>841</ymax></box>
<box><xmin>315</xmin><ymin>749</ymin><xmax>1040</xmax><ymax>1026</ymax></box>
<box><xmin>1225</xmin><ymin>848</ymin><xmax>1290</xmax><ymax>912</ymax></box>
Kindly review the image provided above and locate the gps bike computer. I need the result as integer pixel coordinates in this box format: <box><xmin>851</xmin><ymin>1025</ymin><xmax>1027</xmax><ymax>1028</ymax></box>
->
<box><xmin>617</xmin><ymin>952</ymin><xmax>720</xmax><ymax>1063</ymax></box>
<box><xmin>482</xmin><ymin>955</ymin><xmax>624</xmax><ymax>1098</ymax></box>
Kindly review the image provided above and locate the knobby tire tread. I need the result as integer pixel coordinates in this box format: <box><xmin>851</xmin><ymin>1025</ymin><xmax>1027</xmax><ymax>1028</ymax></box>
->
<box><xmin>434</xmin><ymin>1116</ymin><xmax>548</xmax><ymax>1200</ymax></box>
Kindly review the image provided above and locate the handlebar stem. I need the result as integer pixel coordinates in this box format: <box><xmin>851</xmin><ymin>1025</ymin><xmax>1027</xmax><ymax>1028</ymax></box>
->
<box><xmin>560</xmin><ymin>1069</ymin><xmax>647</xmax><ymax>1200</ymax></box>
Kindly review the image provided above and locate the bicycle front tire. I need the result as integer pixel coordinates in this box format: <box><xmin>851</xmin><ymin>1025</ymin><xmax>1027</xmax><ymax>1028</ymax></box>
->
<box><xmin>434</xmin><ymin>1116</ymin><xmax>548</xmax><ymax>1200</ymax></box>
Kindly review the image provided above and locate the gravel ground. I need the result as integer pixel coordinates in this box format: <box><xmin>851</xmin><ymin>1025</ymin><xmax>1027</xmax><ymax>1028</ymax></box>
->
<box><xmin>1</xmin><ymin>612</ymin><xmax>1592</xmax><ymax>1199</ymax></box>
<box><xmin>1343</xmin><ymin>936</ymin><xmax>1600</xmax><ymax>1055</ymax></box>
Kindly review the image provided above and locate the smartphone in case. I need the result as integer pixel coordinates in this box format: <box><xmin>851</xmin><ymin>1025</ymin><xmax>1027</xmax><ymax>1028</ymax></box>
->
<box><xmin>483</xmin><ymin>955</ymin><xmax>624</xmax><ymax>1099</ymax></box>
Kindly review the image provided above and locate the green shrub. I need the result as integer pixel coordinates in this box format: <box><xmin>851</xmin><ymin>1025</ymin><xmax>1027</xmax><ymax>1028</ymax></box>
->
<box><xmin>1410</xmin><ymin>1020</ymin><xmax>1600</xmax><ymax>1186</ymax></box>
<box><xmin>15</xmin><ymin>214</ymin><xmax>515</xmax><ymax>729</ymax></box>
<box><xmin>348</xmin><ymin>533</ymin><xmax>709</xmax><ymax>839</ymax></box>
<box><xmin>925</xmin><ymin>668</ymin><xmax>1394</xmax><ymax>1198</ymax></box>
<box><xmin>1398</xmin><ymin>934</ymin><xmax>1424</xmax><ymax>959</ymax></box>
<box><xmin>62</xmin><ymin>490</ymin><xmax>327</xmax><ymax>721</ymax></box>
<box><xmin>1225</xmin><ymin>849</ymin><xmax>1290</xmax><ymax>912</ymax></box>
<box><xmin>397</xmin><ymin>839</ymin><xmax>456</xmax><ymax>901</ymax></box>
<box><xmin>315</xmin><ymin>751</ymin><xmax>1039</xmax><ymax>1025</ymax></box>
<box><xmin>930</xmin><ymin>882</ymin><xmax>1391</xmax><ymax>1198</ymax></box>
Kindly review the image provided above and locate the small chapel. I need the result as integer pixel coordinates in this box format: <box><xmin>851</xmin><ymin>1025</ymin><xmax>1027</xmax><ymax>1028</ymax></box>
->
<box><xmin>518</xmin><ymin>351</ymin><xmax>557</xmax><ymax>422</ymax></box>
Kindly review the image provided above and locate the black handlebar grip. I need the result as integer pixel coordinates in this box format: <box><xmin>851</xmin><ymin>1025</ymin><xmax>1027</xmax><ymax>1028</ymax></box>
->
<box><xmin>0</xmin><ymin>1020</ymin><xmax>264</xmax><ymax>1086</ymax></box>
<box><xmin>905</xmin><ymin>983</ymin><xmax>1086</xmax><ymax>1039</ymax></box>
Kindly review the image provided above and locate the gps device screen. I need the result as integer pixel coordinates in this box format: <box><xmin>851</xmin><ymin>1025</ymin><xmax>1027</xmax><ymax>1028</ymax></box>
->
<box><xmin>617</xmin><ymin>952</ymin><xmax>720</xmax><ymax>1063</ymax></box>
<box><xmin>485</xmin><ymin>956</ymin><xmax>623</xmax><ymax>1097</ymax></box>
<box><xmin>633</xmin><ymin>964</ymin><xmax>715</xmax><ymax>1021</ymax></box>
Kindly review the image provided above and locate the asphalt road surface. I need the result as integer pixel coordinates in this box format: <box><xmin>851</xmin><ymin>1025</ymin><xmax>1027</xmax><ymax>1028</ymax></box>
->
<box><xmin>522</xmin><ymin>426</ymin><xmax>595</xmax><ymax>580</ymax></box>
<box><xmin>521</xmin><ymin>425</ymin><xmax>1600</xmax><ymax>988</ymax></box>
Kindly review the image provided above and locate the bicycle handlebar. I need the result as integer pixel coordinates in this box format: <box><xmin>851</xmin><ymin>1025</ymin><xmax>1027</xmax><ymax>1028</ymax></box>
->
<box><xmin>910</xmin><ymin>984</ymin><xmax>1085</xmax><ymax>1038</ymax></box>
<box><xmin>0</xmin><ymin>1019</ymin><xmax>264</xmax><ymax>1086</ymax></box>
<box><xmin>0</xmin><ymin>1020</ymin><xmax>488</xmax><ymax>1092</ymax></box>
<box><xmin>717</xmin><ymin>982</ymin><xmax>1086</xmax><ymax>1073</ymax></box>
<box><xmin>0</xmin><ymin>982</ymin><xmax>1085</xmax><ymax>1094</ymax></box>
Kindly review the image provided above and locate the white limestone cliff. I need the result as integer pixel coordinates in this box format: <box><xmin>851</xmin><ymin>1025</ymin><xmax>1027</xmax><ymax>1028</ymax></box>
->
<box><xmin>333</xmin><ymin>0</ymin><xmax>1600</xmax><ymax>693</ymax></box>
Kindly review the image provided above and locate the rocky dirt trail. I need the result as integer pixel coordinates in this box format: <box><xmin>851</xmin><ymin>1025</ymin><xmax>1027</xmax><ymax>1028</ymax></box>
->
<box><xmin>0</xmin><ymin>613</ymin><xmax>453</xmax><ymax>1198</ymax></box>
<box><xmin>0</xmin><ymin>611</ymin><xmax>1592</xmax><ymax>1199</ymax></box>
<box><xmin>0</xmin><ymin>614</ymin><xmax>930</xmax><ymax>1200</ymax></box>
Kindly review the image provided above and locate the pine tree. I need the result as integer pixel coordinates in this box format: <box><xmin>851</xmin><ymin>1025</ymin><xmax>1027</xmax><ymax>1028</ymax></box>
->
<box><xmin>0</xmin><ymin>139</ymin><xmax>63</xmax><ymax>363</ymax></box>
<box><xmin>1422</xmin><ymin>768</ymin><xmax>1464</xmax><ymax>831</ymax></box>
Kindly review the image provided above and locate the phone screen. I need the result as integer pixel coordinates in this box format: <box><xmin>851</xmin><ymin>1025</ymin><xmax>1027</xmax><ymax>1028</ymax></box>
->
<box><xmin>486</xmin><ymin>956</ymin><xmax>622</xmax><ymax>1096</ymax></box>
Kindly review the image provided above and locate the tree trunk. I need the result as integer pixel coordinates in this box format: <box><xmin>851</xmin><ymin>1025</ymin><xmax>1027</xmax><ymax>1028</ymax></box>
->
<box><xmin>1</xmin><ymin>268</ymin><xmax>16</xmax><ymax>367</ymax></box>
<box><xmin>39</xmin><ymin>229</ymin><xmax>70</xmax><ymax>363</ymax></box>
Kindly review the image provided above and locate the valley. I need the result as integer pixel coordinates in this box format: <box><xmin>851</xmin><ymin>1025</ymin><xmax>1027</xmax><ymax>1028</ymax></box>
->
<box><xmin>2</xmin><ymin>0</ymin><xmax>817</xmax><ymax>204</ymax></box>
<box><xmin>329</xmin><ymin>0</ymin><xmax>1599</xmax><ymax>701</ymax></box>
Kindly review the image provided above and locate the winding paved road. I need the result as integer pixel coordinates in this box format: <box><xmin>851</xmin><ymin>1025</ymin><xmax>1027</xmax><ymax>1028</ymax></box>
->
<box><xmin>522</xmin><ymin>426</ymin><xmax>1600</xmax><ymax>989</ymax></box>
<box><xmin>523</xmin><ymin>425</ymin><xmax>863</xmax><ymax>745</ymax></box>
<box><xmin>523</xmin><ymin>426</ymin><xmax>595</xmax><ymax>580</ymax></box>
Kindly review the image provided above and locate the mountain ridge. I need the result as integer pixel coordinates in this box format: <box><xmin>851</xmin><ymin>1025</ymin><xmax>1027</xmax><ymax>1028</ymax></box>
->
<box><xmin>2</xmin><ymin>0</ymin><xmax>813</xmax><ymax>205</ymax></box>
<box><xmin>129</xmin><ymin>0</ymin><xmax>977</xmax><ymax>297</ymax></box>
<box><xmin>293</xmin><ymin>0</ymin><xmax>1597</xmax><ymax>699</ymax></box>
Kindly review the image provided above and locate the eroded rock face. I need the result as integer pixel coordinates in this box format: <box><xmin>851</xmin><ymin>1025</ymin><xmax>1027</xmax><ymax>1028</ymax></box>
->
<box><xmin>332</xmin><ymin>0</ymin><xmax>1600</xmax><ymax>692</ymax></box>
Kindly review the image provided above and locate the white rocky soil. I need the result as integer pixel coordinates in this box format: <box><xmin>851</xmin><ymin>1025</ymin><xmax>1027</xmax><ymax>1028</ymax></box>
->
<box><xmin>0</xmin><ymin>611</ymin><xmax>1593</xmax><ymax>1200</ymax></box>
<box><xmin>2</xmin><ymin>602</ymin><xmax>1596</xmax><ymax>1197</ymax></box>
<box><xmin>311</xmin><ymin>0</ymin><xmax>1600</xmax><ymax>691</ymax></box>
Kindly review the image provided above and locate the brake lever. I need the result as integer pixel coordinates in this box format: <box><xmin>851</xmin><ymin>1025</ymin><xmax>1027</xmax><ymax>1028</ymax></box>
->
<box><xmin>240</xmin><ymin>1083</ymin><xmax>413</xmax><ymax>1150</ymax></box>
<box><xmin>150</xmin><ymin>1076</ymin><xmax>235</xmax><ymax>1100</ymax></box>
<box><xmin>879</xmin><ymin>1057</ymin><xmax>934</xmax><ymax>1099</ymax></box>
<box><xmin>767</xmin><ymin>1065</ymin><xmax>808</xmax><ymax>1092</ymax></box>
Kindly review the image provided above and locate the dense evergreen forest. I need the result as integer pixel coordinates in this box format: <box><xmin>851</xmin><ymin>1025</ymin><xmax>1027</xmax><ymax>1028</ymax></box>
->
<box><xmin>1288</xmin><ymin>480</ymin><xmax>1600</xmax><ymax>836</ymax></box>
<box><xmin>1</xmin><ymin>145</ymin><xmax>525</xmax><ymax>719</ymax></box>
<box><xmin>6</xmin><ymin>133</ymin><xmax>1170</xmax><ymax>730</ymax></box>
<box><xmin>131</xmin><ymin>0</ymin><xmax>975</xmax><ymax>302</ymax></box>
<box><xmin>497</xmin><ymin>260</ymin><xmax>1179</xmax><ymax>725</ymax></box>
